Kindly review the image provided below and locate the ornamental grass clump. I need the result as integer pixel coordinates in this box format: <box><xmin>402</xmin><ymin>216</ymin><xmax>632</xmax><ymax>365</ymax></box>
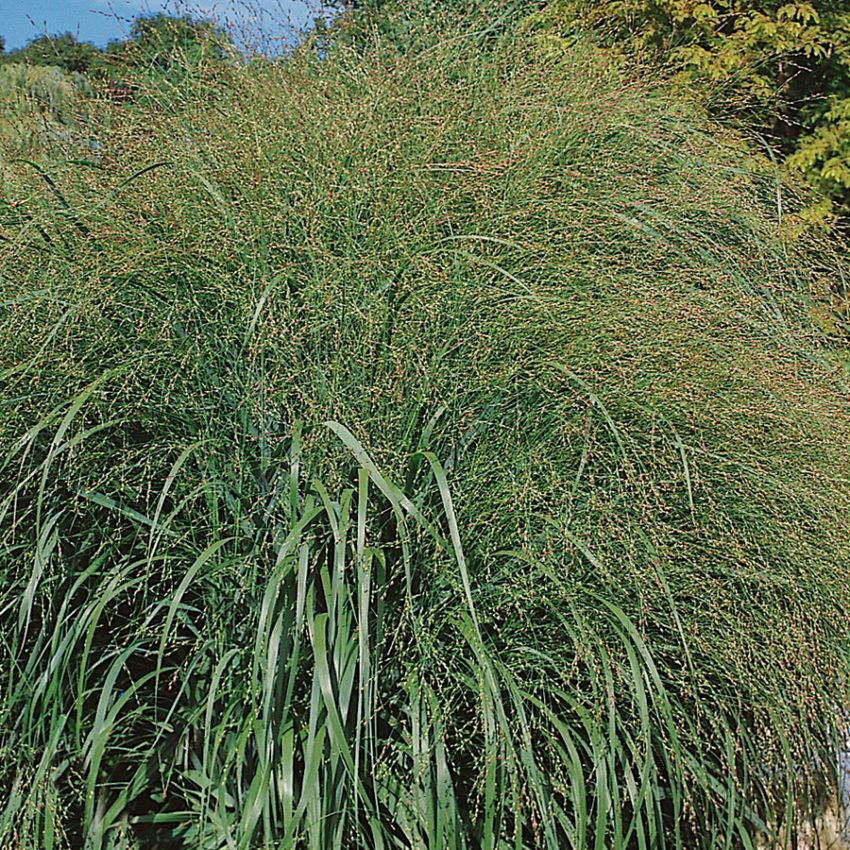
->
<box><xmin>1</xmin><ymin>19</ymin><xmax>850</xmax><ymax>850</ymax></box>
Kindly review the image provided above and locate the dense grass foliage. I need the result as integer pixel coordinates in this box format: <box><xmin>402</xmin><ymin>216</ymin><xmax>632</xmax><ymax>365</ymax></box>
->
<box><xmin>2</xmin><ymin>22</ymin><xmax>850</xmax><ymax>849</ymax></box>
<box><xmin>0</xmin><ymin>62</ymin><xmax>96</xmax><ymax>154</ymax></box>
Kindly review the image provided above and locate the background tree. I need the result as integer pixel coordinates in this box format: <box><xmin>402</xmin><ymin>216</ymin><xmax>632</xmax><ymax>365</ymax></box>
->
<box><xmin>106</xmin><ymin>13</ymin><xmax>232</xmax><ymax>73</ymax></box>
<box><xmin>1</xmin><ymin>32</ymin><xmax>103</xmax><ymax>74</ymax></box>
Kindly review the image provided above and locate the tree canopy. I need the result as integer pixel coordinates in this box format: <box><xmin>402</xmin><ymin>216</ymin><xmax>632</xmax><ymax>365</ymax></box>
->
<box><xmin>105</xmin><ymin>13</ymin><xmax>232</xmax><ymax>71</ymax></box>
<box><xmin>1</xmin><ymin>32</ymin><xmax>102</xmax><ymax>74</ymax></box>
<box><xmin>0</xmin><ymin>13</ymin><xmax>232</xmax><ymax>78</ymax></box>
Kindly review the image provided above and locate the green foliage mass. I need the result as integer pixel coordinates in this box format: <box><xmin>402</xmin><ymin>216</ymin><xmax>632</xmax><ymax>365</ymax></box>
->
<box><xmin>1</xmin><ymin>32</ymin><xmax>103</xmax><ymax>74</ymax></box>
<box><xmin>525</xmin><ymin>1</ymin><xmax>850</xmax><ymax>221</ymax></box>
<box><xmin>0</xmin><ymin>14</ymin><xmax>233</xmax><ymax>81</ymax></box>
<box><xmin>2</xmin><ymin>15</ymin><xmax>850</xmax><ymax>849</ymax></box>
<box><xmin>104</xmin><ymin>13</ymin><xmax>233</xmax><ymax>74</ymax></box>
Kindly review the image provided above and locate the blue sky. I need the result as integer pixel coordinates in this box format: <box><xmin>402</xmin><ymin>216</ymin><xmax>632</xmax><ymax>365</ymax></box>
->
<box><xmin>1</xmin><ymin>0</ymin><xmax>322</xmax><ymax>51</ymax></box>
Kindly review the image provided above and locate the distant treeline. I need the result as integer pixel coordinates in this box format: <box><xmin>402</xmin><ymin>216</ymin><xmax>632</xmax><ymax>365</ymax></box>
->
<box><xmin>0</xmin><ymin>14</ymin><xmax>232</xmax><ymax>83</ymax></box>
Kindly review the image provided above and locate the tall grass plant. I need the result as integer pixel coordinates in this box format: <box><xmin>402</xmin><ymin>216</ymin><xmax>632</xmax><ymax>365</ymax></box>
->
<box><xmin>2</xmin><ymin>19</ymin><xmax>850</xmax><ymax>848</ymax></box>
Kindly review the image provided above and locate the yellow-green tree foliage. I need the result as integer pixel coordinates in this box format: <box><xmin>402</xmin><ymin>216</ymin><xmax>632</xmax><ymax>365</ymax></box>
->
<box><xmin>528</xmin><ymin>1</ymin><xmax>850</xmax><ymax>219</ymax></box>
